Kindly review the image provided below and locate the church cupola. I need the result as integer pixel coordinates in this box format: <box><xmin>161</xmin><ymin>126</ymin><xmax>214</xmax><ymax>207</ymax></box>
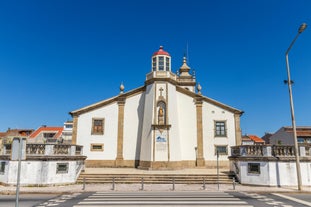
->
<box><xmin>151</xmin><ymin>46</ymin><xmax>171</xmax><ymax>72</ymax></box>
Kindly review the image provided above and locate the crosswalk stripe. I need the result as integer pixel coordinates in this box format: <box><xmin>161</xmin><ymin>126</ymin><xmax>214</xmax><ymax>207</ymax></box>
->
<box><xmin>79</xmin><ymin>201</ymin><xmax>248</xmax><ymax>204</ymax></box>
<box><xmin>75</xmin><ymin>206</ymin><xmax>254</xmax><ymax>207</ymax></box>
<box><xmin>73</xmin><ymin>192</ymin><xmax>253</xmax><ymax>207</ymax></box>
<box><xmin>85</xmin><ymin>197</ymin><xmax>241</xmax><ymax>201</ymax></box>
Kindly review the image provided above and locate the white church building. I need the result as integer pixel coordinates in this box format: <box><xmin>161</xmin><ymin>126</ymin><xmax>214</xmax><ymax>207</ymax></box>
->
<box><xmin>70</xmin><ymin>46</ymin><xmax>243</xmax><ymax>170</ymax></box>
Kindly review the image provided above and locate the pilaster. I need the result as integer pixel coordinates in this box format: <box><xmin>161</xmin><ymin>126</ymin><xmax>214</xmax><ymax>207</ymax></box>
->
<box><xmin>71</xmin><ymin>115</ymin><xmax>78</xmax><ymax>144</ymax></box>
<box><xmin>234</xmin><ymin>113</ymin><xmax>242</xmax><ymax>146</ymax></box>
<box><xmin>195</xmin><ymin>96</ymin><xmax>205</xmax><ymax>167</ymax></box>
<box><xmin>115</xmin><ymin>96</ymin><xmax>126</xmax><ymax>166</ymax></box>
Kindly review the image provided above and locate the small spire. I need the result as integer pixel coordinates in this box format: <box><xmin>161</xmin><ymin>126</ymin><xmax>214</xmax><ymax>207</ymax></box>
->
<box><xmin>183</xmin><ymin>56</ymin><xmax>187</xmax><ymax>63</ymax></box>
<box><xmin>120</xmin><ymin>82</ymin><xmax>124</xmax><ymax>94</ymax></box>
<box><xmin>179</xmin><ymin>56</ymin><xmax>191</xmax><ymax>76</ymax></box>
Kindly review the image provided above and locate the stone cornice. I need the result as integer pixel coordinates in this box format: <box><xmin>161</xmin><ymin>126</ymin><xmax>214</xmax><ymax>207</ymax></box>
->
<box><xmin>70</xmin><ymin>86</ymin><xmax>146</xmax><ymax>116</ymax></box>
<box><xmin>176</xmin><ymin>86</ymin><xmax>243</xmax><ymax>115</ymax></box>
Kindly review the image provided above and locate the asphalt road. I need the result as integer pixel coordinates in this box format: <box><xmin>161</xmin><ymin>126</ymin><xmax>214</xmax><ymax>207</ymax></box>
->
<box><xmin>0</xmin><ymin>194</ymin><xmax>59</xmax><ymax>207</ymax></box>
<box><xmin>1</xmin><ymin>191</ymin><xmax>311</xmax><ymax>207</ymax></box>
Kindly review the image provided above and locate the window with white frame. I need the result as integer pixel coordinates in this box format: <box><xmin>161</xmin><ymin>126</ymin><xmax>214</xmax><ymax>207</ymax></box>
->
<box><xmin>158</xmin><ymin>56</ymin><xmax>164</xmax><ymax>70</ymax></box>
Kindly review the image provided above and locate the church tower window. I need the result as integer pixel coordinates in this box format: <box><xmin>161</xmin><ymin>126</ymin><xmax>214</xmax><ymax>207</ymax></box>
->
<box><xmin>151</xmin><ymin>46</ymin><xmax>171</xmax><ymax>72</ymax></box>
<box><xmin>158</xmin><ymin>56</ymin><xmax>164</xmax><ymax>70</ymax></box>
<box><xmin>152</xmin><ymin>57</ymin><xmax>157</xmax><ymax>71</ymax></box>
<box><xmin>166</xmin><ymin>57</ymin><xmax>170</xmax><ymax>71</ymax></box>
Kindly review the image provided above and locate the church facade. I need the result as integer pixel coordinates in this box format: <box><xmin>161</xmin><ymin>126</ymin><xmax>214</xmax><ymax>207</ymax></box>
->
<box><xmin>70</xmin><ymin>46</ymin><xmax>243</xmax><ymax>170</ymax></box>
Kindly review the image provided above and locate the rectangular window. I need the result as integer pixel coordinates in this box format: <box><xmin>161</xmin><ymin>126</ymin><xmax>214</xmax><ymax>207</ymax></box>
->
<box><xmin>0</xmin><ymin>162</ymin><xmax>5</xmax><ymax>174</ymax></box>
<box><xmin>248</xmin><ymin>163</ymin><xmax>260</xmax><ymax>174</ymax></box>
<box><xmin>92</xmin><ymin>118</ymin><xmax>104</xmax><ymax>135</ymax></box>
<box><xmin>165</xmin><ymin>57</ymin><xmax>170</xmax><ymax>71</ymax></box>
<box><xmin>152</xmin><ymin>57</ymin><xmax>157</xmax><ymax>71</ymax></box>
<box><xmin>215</xmin><ymin>121</ymin><xmax>227</xmax><ymax>137</ymax></box>
<box><xmin>215</xmin><ymin>145</ymin><xmax>228</xmax><ymax>155</ymax></box>
<box><xmin>158</xmin><ymin>56</ymin><xmax>164</xmax><ymax>70</ymax></box>
<box><xmin>297</xmin><ymin>138</ymin><xmax>304</xmax><ymax>143</ymax></box>
<box><xmin>90</xmin><ymin>144</ymin><xmax>104</xmax><ymax>151</ymax></box>
<box><xmin>56</xmin><ymin>163</ymin><xmax>68</xmax><ymax>174</ymax></box>
<box><xmin>43</xmin><ymin>133</ymin><xmax>56</xmax><ymax>138</ymax></box>
<box><xmin>65</xmin><ymin>124</ymin><xmax>73</xmax><ymax>129</ymax></box>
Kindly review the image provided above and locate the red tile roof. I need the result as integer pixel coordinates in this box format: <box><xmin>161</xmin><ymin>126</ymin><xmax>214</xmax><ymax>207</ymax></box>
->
<box><xmin>248</xmin><ymin>135</ymin><xmax>265</xmax><ymax>143</ymax></box>
<box><xmin>152</xmin><ymin>46</ymin><xmax>170</xmax><ymax>56</ymax></box>
<box><xmin>29</xmin><ymin>126</ymin><xmax>63</xmax><ymax>139</ymax></box>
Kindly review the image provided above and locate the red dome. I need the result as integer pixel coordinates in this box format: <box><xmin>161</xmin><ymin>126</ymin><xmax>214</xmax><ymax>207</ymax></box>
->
<box><xmin>152</xmin><ymin>46</ymin><xmax>170</xmax><ymax>56</ymax></box>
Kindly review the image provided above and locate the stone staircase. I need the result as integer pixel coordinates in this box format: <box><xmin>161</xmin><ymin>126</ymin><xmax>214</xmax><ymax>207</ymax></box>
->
<box><xmin>77</xmin><ymin>173</ymin><xmax>235</xmax><ymax>185</ymax></box>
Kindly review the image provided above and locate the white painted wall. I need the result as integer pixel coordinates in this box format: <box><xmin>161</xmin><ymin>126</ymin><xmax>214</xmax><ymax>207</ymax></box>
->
<box><xmin>176</xmin><ymin>91</ymin><xmax>197</xmax><ymax>161</ymax></box>
<box><xmin>77</xmin><ymin>102</ymin><xmax>118</xmax><ymax>160</ymax></box>
<box><xmin>232</xmin><ymin>160</ymin><xmax>311</xmax><ymax>186</ymax></box>
<box><xmin>123</xmin><ymin>93</ymin><xmax>145</xmax><ymax>160</ymax></box>
<box><xmin>0</xmin><ymin>160</ymin><xmax>83</xmax><ymax>186</ymax></box>
<box><xmin>166</xmin><ymin>84</ymin><xmax>182</xmax><ymax>161</ymax></box>
<box><xmin>203</xmin><ymin>102</ymin><xmax>236</xmax><ymax>161</ymax></box>
<box><xmin>140</xmin><ymin>84</ymin><xmax>155</xmax><ymax>161</ymax></box>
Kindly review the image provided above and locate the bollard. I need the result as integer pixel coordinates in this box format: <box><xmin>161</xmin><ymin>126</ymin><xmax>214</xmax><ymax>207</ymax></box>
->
<box><xmin>233</xmin><ymin>177</ymin><xmax>236</xmax><ymax>190</ymax></box>
<box><xmin>203</xmin><ymin>177</ymin><xmax>206</xmax><ymax>190</ymax></box>
<box><xmin>82</xmin><ymin>177</ymin><xmax>86</xmax><ymax>190</ymax></box>
<box><xmin>172</xmin><ymin>178</ymin><xmax>175</xmax><ymax>191</ymax></box>
<box><xmin>140</xmin><ymin>177</ymin><xmax>144</xmax><ymax>191</ymax></box>
<box><xmin>112</xmin><ymin>177</ymin><xmax>115</xmax><ymax>191</ymax></box>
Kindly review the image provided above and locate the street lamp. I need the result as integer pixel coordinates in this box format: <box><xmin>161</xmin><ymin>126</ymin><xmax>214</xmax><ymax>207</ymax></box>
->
<box><xmin>285</xmin><ymin>23</ymin><xmax>307</xmax><ymax>191</ymax></box>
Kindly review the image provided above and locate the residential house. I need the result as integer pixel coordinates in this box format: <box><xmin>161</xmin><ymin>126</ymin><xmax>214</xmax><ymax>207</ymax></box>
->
<box><xmin>241</xmin><ymin>134</ymin><xmax>265</xmax><ymax>145</ymax></box>
<box><xmin>62</xmin><ymin>121</ymin><xmax>73</xmax><ymax>144</ymax></box>
<box><xmin>269</xmin><ymin>126</ymin><xmax>311</xmax><ymax>145</ymax></box>
<box><xmin>28</xmin><ymin>126</ymin><xmax>63</xmax><ymax>144</ymax></box>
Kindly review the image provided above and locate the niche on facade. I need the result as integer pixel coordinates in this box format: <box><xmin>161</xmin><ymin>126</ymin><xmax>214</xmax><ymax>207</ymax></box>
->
<box><xmin>157</xmin><ymin>101</ymin><xmax>166</xmax><ymax>125</ymax></box>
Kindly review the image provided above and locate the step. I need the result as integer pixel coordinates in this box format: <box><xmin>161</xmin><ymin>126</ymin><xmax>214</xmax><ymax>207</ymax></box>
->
<box><xmin>77</xmin><ymin>173</ymin><xmax>235</xmax><ymax>185</ymax></box>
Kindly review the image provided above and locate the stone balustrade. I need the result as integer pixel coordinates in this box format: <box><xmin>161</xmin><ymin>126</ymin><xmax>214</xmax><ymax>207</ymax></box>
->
<box><xmin>2</xmin><ymin>142</ymin><xmax>83</xmax><ymax>158</ymax></box>
<box><xmin>231</xmin><ymin>144</ymin><xmax>311</xmax><ymax>157</ymax></box>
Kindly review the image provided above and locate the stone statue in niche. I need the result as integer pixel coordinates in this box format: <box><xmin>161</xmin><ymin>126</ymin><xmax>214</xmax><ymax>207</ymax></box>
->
<box><xmin>158</xmin><ymin>106</ymin><xmax>164</xmax><ymax>125</ymax></box>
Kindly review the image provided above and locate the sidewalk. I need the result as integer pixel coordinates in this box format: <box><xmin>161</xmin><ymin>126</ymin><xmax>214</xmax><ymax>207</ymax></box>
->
<box><xmin>1</xmin><ymin>167</ymin><xmax>311</xmax><ymax>194</ymax></box>
<box><xmin>1</xmin><ymin>182</ymin><xmax>311</xmax><ymax>195</ymax></box>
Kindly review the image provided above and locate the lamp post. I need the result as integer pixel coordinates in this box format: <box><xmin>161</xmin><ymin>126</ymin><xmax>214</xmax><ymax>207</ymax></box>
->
<box><xmin>285</xmin><ymin>23</ymin><xmax>307</xmax><ymax>191</ymax></box>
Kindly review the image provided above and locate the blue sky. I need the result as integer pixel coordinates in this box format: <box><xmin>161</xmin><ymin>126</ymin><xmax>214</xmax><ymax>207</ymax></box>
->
<box><xmin>0</xmin><ymin>0</ymin><xmax>310</xmax><ymax>136</ymax></box>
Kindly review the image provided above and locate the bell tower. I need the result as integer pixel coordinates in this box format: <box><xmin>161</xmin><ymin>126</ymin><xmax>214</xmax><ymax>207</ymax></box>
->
<box><xmin>152</xmin><ymin>46</ymin><xmax>171</xmax><ymax>72</ymax></box>
<box><xmin>139</xmin><ymin>46</ymin><xmax>182</xmax><ymax>170</ymax></box>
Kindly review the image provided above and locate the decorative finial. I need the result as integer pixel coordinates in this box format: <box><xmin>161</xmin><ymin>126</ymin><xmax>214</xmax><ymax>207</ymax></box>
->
<box><xmin>159</xmin><ymin>45</ymin><xmax>163</xmax><ymax>50</ymax></box>
<box><xmin>183</xmin><ymin>56</ymin><xmax>187</xmax><ymax>64</ymax></box>
<box><xmin>197</xmin><ymin>83</ymin><xmax>202</xmax><ymax>94</ymax></box>
<box><xmin>120</xmin><ymin>82</ymin><xmax>124</xmax><ymax>94</ymax></box>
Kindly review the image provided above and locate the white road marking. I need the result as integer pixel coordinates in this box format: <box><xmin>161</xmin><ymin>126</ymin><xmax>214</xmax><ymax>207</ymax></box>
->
<box><xmin>273</xmin><ymin>193</ymin><xmax>311</xmax><ymax>207</ymax></box>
